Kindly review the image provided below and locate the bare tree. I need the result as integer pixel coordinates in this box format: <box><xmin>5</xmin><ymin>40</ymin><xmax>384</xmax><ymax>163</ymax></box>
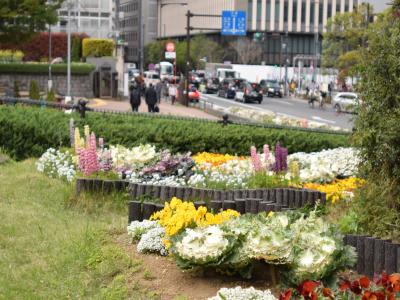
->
<box><xmin>229</xmin><ymin>38</ymin><xmax>263</xmax><ymax>64</ymax></box>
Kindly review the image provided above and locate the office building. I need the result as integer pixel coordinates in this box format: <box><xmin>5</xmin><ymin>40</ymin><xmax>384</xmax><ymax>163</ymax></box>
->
<box><xmin>159</xmin><ymin>0</ymin><xmax>386</xmax><ymax>65</ymax></box>
<box><xmin>117</xmin><ymin>0</ymin><xmax>158</xmax><ymax>64</ymax></box>
<box><xmin>53</xmin><ymin>0</ymin><xmax>115</xmax><ymax>39</ymax></box>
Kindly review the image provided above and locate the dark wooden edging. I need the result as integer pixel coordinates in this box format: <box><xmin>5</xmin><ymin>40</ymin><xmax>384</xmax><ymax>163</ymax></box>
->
<box><xmin>127</xmin><ymin>185</ymin><xmax>325</xmax><ymax>222</ymax></box>
<box><xmin>343</xmin><ymin>234</ymin><xmax>400</xmax><ymax>277</ymax></box>
<box><xmin>76</xmin><ymin>178</ymin><xmax>129</xmax><ymax>194</ymax></box>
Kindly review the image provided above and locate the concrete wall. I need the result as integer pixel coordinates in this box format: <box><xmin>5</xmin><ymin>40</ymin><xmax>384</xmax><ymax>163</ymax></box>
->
<box><xmin>0</xmin><ymin>73</ymin><xmax>93</xmax><ymax>98</ymax></box>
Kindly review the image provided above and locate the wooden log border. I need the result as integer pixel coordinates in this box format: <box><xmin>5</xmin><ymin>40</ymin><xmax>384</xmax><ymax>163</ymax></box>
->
<box><xmin>343</xmin><ymin>234</ymin><xmax>400</xmax><ymax>277</ymax></box>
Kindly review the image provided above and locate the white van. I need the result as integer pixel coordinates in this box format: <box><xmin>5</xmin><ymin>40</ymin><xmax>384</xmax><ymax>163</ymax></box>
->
<box><xmin>217</xmin><ymin>68</ymin><xmax>240</xmax><ymax>82</ymax></box>
<box><xmin>143</xmin><ymin>71</ymin><xmax>161</xmax><ymax>87</ymax></box>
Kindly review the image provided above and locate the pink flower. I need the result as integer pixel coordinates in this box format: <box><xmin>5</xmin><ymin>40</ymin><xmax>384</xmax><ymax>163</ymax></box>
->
<box><xmin>263</xmin><ymin>144</ymin><xmax>270</xmax><ymax>162</ymax></box>
<box><xmin>250</xmin><ymin>146</ymin><xmax>262</xmax><ymax>172</ymax></box>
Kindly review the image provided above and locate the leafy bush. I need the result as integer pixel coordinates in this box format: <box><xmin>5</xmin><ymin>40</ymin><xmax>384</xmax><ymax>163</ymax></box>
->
<box><xmin>46</xmin><ymin>88</ymin><xmax>55</xmax><ymax>101</ymax></box>
<box><xmin>0</xmin><ymin>106</ymin><xmax>350</xmax><ymax>160</ymax></box>
<box><xmin>29</xmin><ymin>80</ymin><xmax>40</xmax><ymax>100</ymax></box>
<box><xmin>71</xmin><ymin>35</ymin><xmax>81</xmax><ymax>62</ymax></box>
<box><xmin>0</xmin><ymin>32</ymin><xmax>88</xmax><ymax>61</ymax></box>
<box><xmin>352</xmin><ymin>5</ymin><xmax>400</xmax><ymax>239</ymax></box>
<box><xmin>82</xmin><ymin>38</ymin><xmax>115</xmax><ymax>57</ymax></box>
<box><xmin>0</xmin><ymin>49</ymin><xmax>24</xmax><ymax>62</ymax></box>
<box><xmin>13</xmin><ymin>81</ymin><xmax>20</xmax><ymax>98</ymax></box>
<box><xmin>0</xmin><ymin>62</ymin><xmax>95</xmax><ymax>74</ymax></box>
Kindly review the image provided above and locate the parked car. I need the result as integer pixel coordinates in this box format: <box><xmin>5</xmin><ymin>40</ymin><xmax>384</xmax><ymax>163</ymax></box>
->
<box><xmin>143</xmin><ymin>71</ymin><xmax>160</xmax><ymax>88</ymax></box>
<box><xmin>188</xmin><ymin>85</ymin><xmax>200</xmax><ymax>102</ymax></box>
<box><xmin>235</xmin><ymin>82</ymin><xmax>263</xmax><ymax>104</ymax></box>
<box><xmin>332</xmin><ymin>92</ymin><xmax>360</xmax><ymax>113</ymax></box>
<box><xmin>260</xmin><ymin>80</ymin><xmax>282</xmax><ymax>98</ymax></box>
<box><xmin>201</xmin><ymin>78</ymin><xmax>219</xmax><ymax>94</ymax></box>
<box><xmin>217</xmin><ymin>79</ymin><xmax>236</xmax><ymax>99</ymax></box>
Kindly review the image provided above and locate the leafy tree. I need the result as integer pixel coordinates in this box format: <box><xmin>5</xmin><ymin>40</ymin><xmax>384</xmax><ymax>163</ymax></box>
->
<box><xmin>322</xmin><ymin>4</ymin><xmax>372</xmax><ymax>82</ymax></box>
<box><xmin>0</xmin><ymin>0</ymin><xmax>63</xmax><ymax>45</ymax></box>
<box><xmin>145</xmin><ymin>36</ymin><xmax>223</xmax><ymax>72</ymax></box>
<box><xmin>29</xmin><ymin>80</ymin><xmax>40</xmax><ymax>100</ymax></box>
<box><xmin>352</xmin><ymin>2</ymin><xmax>400</xmax><ymax>240</ymax></box>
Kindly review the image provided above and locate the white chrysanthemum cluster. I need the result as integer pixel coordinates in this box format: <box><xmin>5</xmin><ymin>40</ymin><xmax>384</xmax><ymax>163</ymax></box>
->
<box><xmin>208</xmin><ymin>286</ymin><xmax>277</xmax><ymax>300</ymax></box>
<box><xmin>36</xmin><ymin>148</ymin><xmax>75</xmax><ymax>182</ymax></box>
<box><xmin>175</xmin><ymin>226</ymin><xmax>229</xmax><ymax>263</ymax></box>
<box><xmin>137</xmin><ymin>227</ymin><xmax>168</xmax><ymax>256</ymax></box>
<box><xmin>110</xmin><ymin>144</ymin><xmax>159</xmax><ymax>170</ymax></box>
<box><xmin>288</xmin><ymin>147</ymin><xmax>360</xmax><ymax>182</ymax></box>
<box><xmin>127</xmin><ymin>172</ymin><xmax>187</xmax><ymax>187</ymax></box>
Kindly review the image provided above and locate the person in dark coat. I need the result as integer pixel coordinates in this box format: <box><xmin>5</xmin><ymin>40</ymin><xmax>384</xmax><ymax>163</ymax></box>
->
<box><xmin>145</xmin><ymin>83</ymin><xmax>158</xmax><ymax>113</ymax></box>
<box><xmin>129</xmin><ymin>84</ymin><xmax>141</xmax><ymax>112</ymax></box>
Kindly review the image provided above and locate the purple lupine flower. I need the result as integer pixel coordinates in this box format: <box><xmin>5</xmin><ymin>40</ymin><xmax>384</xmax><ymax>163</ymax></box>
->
<box><xmin>273</xmin><ymin>143</ymin><xmax>288</xmax><ymax>173</ymax></box>
<box><xmin>250</xmin><ymin>146</ymin><xmax>262</xmax><ymax>172</ymax></box>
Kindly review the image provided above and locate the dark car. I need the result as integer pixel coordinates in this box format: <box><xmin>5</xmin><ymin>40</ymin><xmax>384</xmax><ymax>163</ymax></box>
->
<box><xmin>217</xmin><ymin>78</ymin><xmax>236</xmax><ymax>99</ymax></box>
<box><xmin>204</xmin><ymin>78</ymin><xmax>219</xmax><ymax>94</ymax></box>
<box><xmin>234</xmin><ymin>82</ymin><xmax>263</xmax><ymax>104</ymax></box>
<box><xmin>260</xmin><ymin>79</ymin><xmax>282</xmax><ymax>98</ymax></box>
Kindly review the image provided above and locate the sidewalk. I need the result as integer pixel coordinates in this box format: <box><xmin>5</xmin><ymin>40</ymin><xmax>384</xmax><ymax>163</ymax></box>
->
<box><xmin>88</xmin><ymin>98</ymin><xmax>218</xmax><ymax>120</ymax></box>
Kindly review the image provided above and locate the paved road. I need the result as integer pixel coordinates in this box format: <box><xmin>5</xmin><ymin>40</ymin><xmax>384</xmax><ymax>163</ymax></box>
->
<box><xmin>201</xmin><ymin>93</ymin><xmax>355</xmax><ymax>130</ymax></box>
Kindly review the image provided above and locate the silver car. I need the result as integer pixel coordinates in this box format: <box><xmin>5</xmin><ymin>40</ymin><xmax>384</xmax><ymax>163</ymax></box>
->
<box><xmin>332</xmin><ymin>92</ymin><xmax>360</xmax><ymax>113</ymax></box>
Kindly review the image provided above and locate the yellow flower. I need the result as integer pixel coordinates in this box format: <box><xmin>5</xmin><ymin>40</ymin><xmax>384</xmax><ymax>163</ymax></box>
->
<box><xmin>192</xmin><ymin>152</ymin><xmax>245</xmax><ymax>168</ymax></box>
<box><xmin>303</xmin><ymin>177</ymin><xmax>365</xmax><ymax>204</ymax></box>
<box><xmin>268</xmin><ymin>211</ymin><xmax>275</xmax><ymax>217</ymax></box>
<box><xmin>151</xmin><ymin>198</ymin><xmax>240</xmax><ymax>248</ymax></box>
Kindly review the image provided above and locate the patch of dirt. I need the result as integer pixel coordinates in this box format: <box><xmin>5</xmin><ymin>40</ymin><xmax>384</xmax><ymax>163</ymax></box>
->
<box><xmin>115</xmin><ymin>234</ymin><xmax>280</xmax><ymax>300</ymax></box>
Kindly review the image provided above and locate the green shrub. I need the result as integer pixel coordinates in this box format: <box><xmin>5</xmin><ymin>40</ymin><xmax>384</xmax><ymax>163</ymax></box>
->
<box><xmin>0</xmin><ymin>63</ymin><xmax>95</xmax><ymax>74</ymax></box>
<box><xmin>46</xmin><ymin>88</ymin><xmax>55</xmax><ymax>101</ymax></box>
<box><xmin>29</xmin><ymin>80</ymin><xmax>40</xmax><ymax>100</ymax></box>
<box><xmin>352</xmin><ymin>5</ymin><xmax>400</xmax><ymax>240</ymax></box>
<box><xmin>0</xmin><ymin>106</ymin><xmax>350</xmax><ymax>161</ymax></box>
<box><xmin>13</xmin><ymin>81</ymin><xmax>20</xmax><ymax>98</ymax></box>
<box><xmin>0</xmin><ymin>49</ymin><xmax>24</xmax><ymax>63</ymax></box>
<box><xmin>82</xmin><ymin>38</ymin><xmax>115</xmax><ymax>57</ymax></box>
<box><xmin>71</xmin><ymin>35</ymin><xmax>81</xmax><ymax>62</ymax></box>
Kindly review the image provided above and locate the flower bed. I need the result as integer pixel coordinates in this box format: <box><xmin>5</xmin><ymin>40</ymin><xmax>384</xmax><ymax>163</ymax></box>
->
<box><xmin>127</xmin><ymin>198</ymin><xmax>356</xmax><ymax>286</ymax></box>
<box><xmin>36</xmin><ymin>124</ymin><xmax>359</xmax><ymax>192</ymax></box>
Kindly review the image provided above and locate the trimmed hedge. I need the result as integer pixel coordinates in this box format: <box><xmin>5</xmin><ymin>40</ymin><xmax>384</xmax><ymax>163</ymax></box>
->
<box><xmin>0</xmin><ymin>63</ymin><xmax>95</xmax><ymax>75</ymax></box>
<box><xmin>0</xmin><ymin>106</ymin><xmax>350</xmax><ymax>160</ymax></box>
<box><xmin>82</xmin><ymin>38</ymin><xmax>115</xmax><ymax>57</ymax></box>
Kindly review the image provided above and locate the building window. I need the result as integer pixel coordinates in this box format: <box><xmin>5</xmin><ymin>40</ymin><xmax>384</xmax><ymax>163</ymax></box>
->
<box><xmin>319</xmin><ymin>2</ymin><xmax>323</xmax><ymax>25</ymax></box>
<box><xmin>266</xmin><ymin>0</ymin><xmax>270</xmax><ymax>23</ymax></box>
<box><xmin>257</xmin><ymin>0</ymin><xmax>262</xmax><ymax>22</ymax></box>
<box><xmin>293</xmin><ymin>1</ymin><xmax>297</xmax><ymax>23</ymax></box>
<box><xmin>100</xmin><ymin>12</ymin><xmax>110</xmax><ymax>18</ymax></box>
<box><xmin>284</xmin><ymin>0</ymin><xmax>288</xmax><ymax>23</ymax></box>
<box><xmin>328</xmin><ymin>1</ymin><xmax>332</xmax><ymax>19</ymax></box>
<box><xmin>301</xmin><ymin>0</ymin><xmax>306</xmax><ymax>23</ymax></box>
<box><xmin>248</xmin><ymin>0</ymin><xmax>253</xmax><ymax>25</ymax></box>
<box><xmin>310</xmin><ymin>2</ymin><xmax>314</xmax><ymax>26</ymax></box>
<box><xmin>275</xmin><ymin>0</ymin><xmax>280</xmax><ymax>27</ymax></box>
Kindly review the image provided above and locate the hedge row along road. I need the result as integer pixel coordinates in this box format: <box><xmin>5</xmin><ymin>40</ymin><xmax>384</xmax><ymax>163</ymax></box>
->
<box><xmin>0</xmin><ymin>63</ymin><xmax>95</xmax><ymax>75</ymax></box>
<box><xmin>0</xmin><ymin>106</ymin><xmax>350</xmax><ymax>160</ymax></box>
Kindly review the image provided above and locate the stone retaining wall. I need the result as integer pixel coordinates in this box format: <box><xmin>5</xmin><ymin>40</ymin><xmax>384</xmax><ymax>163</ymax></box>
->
<box><xmin>0</xmin><ymin>73</ymin><xmax>93</xmax><ymax>98</ymax></box>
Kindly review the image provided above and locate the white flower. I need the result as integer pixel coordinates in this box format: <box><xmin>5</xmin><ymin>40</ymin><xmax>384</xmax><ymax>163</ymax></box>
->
<box><xmin>36</xmin><ymin>148</ymin><xmax>76</xmax><ymax>182</ymax></box>
<box><xmin>137</xmin><ymin>227</ymin><xmax>168</xmax><ymax>256</ymax></box>
<box><xmin>208</xmin><ymin>286</ymin><xmax>277</xmax><ymax>300</ymax></box>
<box><xmin>127</xmin><ymin>220</ymin><xmax>160</xmax><ymax>241</ymax></box>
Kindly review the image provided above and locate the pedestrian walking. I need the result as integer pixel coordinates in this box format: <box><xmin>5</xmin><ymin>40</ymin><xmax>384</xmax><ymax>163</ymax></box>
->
<box><xmin>129</xmin><ymin>84</ymin><xmax>141</xmax><ymax>112</ymax></box>
<box><xmin>145</xmin><ymin>83</ymin><xmax>158</xmax><ymax>113</ymax></box>
<box><xmin>169</xmin><ymin>84</ymin><xmax>177</xmax><ymax>105</ymax></box>
<box><xmin>155</xmin><ymin>81</ymin><xmax>163</xmax><ymax>104</ymax></box>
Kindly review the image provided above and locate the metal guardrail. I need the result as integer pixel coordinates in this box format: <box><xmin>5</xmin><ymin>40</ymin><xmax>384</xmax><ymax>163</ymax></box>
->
<box><xmin>0</xmin><ymin>96</ymin><xmax>351</xmax><ymax>136</ymax></box>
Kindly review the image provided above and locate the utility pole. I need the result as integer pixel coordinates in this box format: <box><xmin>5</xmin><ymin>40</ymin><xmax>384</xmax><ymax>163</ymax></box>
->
<box><xmin>139</xmin><ymin>0</ymin><xmax>144</xmax><ymax>73</ymax></box>
<box><xmin>284</xmin><ymin>29</ymin><xmax>289</xmax><ymax>96</ymax></box>
<box><xmin>185</xmin><ymin>10</ymin><xmax>192</xmax><ymax>107</ymax></box>
<box><xmin>66</xmin><ymin>0</ymin><xmax>73</xmax><ymax>102</ymax></box>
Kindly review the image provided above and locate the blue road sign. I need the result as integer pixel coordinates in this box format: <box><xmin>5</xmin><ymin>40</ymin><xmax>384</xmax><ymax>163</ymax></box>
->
<box><xmin>221</xmin><ymin>11</ymin><xmax>247</xmax><ymax>36</ymax></box>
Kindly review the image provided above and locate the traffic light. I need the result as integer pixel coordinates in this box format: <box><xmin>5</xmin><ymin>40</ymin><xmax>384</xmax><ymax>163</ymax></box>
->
<box><xmin>253</xmin><ymin>32</ymin><xmax>263</xmax><ymax>42</ymax></box>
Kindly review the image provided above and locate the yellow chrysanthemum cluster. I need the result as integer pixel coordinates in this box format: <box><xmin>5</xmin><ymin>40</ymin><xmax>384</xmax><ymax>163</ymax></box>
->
<box><xmin>192</xmin><ymin>152</ymin><xmax>245</xmax><ymax>168</ymax></box>
<box><xmin>151</xmin><ymin>197</ymin><xmax>240</xmax><ymax>242</ymax></box>
<box><xmin>304</xmin><ymin>177</ymin><xmax>365</xmax><ymax>204</ymax></box>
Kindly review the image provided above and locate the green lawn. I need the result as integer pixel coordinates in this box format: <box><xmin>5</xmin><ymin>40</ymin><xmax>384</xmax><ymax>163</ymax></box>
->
<box><xmin>0</xmin><ymin>159</ymin><xmax>156</xmax><ymax>299</ymax></box>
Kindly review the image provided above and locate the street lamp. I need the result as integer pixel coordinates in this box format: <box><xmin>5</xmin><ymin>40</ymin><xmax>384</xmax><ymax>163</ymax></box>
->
<box><xmin>159</xmin><ymin>1</ymin><xmax>187</xmax><ymax>38</ymax></box>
